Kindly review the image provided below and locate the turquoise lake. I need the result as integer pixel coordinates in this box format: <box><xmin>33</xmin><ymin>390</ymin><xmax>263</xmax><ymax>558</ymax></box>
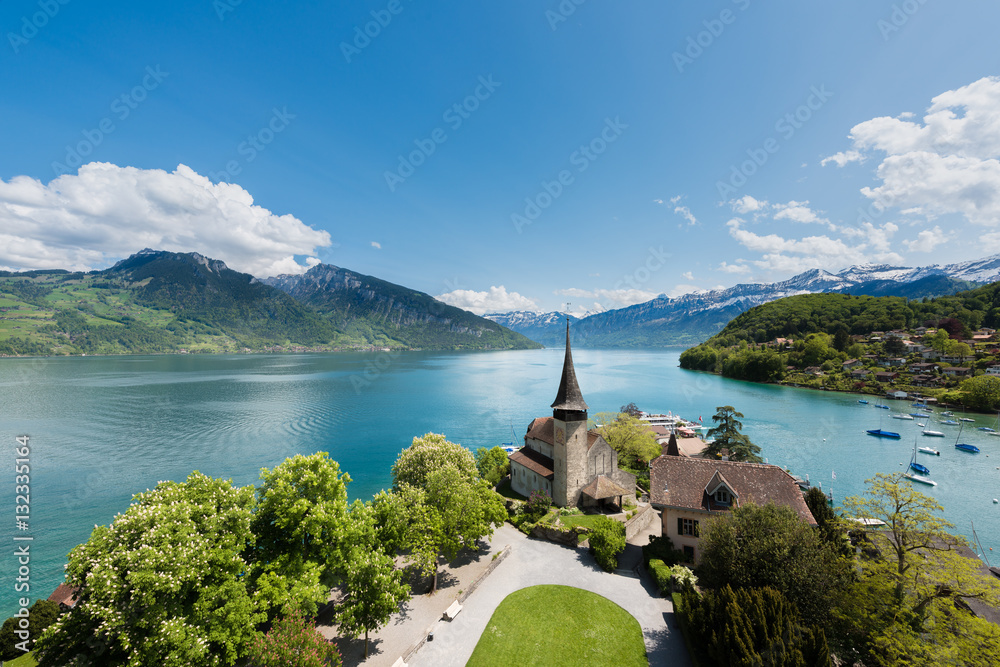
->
<box><xmin>3</xmin><ymin>349</ymin><xmax>1000</xmax><ymax>617</ymax></box>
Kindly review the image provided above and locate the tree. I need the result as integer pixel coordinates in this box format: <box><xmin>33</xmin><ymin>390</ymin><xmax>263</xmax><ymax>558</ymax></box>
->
<box><xmin>945</xmin><ymin>338</ymin><xmax>973</xmax><ymax>361</ymax></box>
<box><xmin>384</xmin><ymin>466</ymin><xmax>506</xmax><ymax>592</ymax></box>
<box><xmin>683</xmin><ymin>585</ymin><xmax>832</xmax><ymax>667</ymax></box>
<box><xmin>696</xmin><ymin>503</ymin><xmax>851</xmax><ymax>629</ymax></box>
<box><xmin>839</xmin><ymin>473</ymin><xmax>1000</xmax><ymax>663</ymax></box>
<box><xmin>336</xmin><ymin>547</ymin><xmax>410</xmax><ymax>659</ymax></box>
<box><xmin>833</xmin><ymin>328</ymin><xmax>850</xmax><ymax>352</ymax></box>
<box><xmin>959</xmin><ymin>374</ymin><xmax>1000</xmax><ymax>411</ymax></box>
<box><xmin>250</xmin><ymin>452</ymin><xmax>352</xmax><ymax>616</ymax></box>
<box><xmin>883</xmin><ymin>335</ymin><xmax>906</xmax><ymax>356</ymax></box>
<box><xmin>929</xmin><ymin>328</ymin><xmax>951</xmax><ymax>352</ymax></box>
<box><xmin>391</xmin><ymin>432</ymin><xmax>477</xmax><ymax>490</ymax></box>
<box><xmin>474</xmin><ymin>445</ymin><xmax>510</xmax><ymax>486</ymax></box>
<box><xmin>620</xmin><ymin>401</ymin><xmax>642</xmax><ymax>417</ymax></box>
<box><xmin>34</xmin><ymin>472</ymin><xmax>264</xmax><ymax>667</ymax></box>
<box><xmin>589</xmin><ymin>516</ymin><xmax>626</xmax><ymax>572</ymax></box>
<box><xmin>597</xmin><ymin>413</ymin><xmax>661</xmax><ymax>469</ymax></box>
<box><xmin>804</xmin><ymin>487</ymin><xmax>850</xmax><ymax>556</ymax></box>
<box><xmin>250</xmin><ymin>609</ymin><xmax>342</xmax><ymax>667</ymax></box>
<box><xmin>0</xmin><ymin>599</ymin><xmax>60</xmax><ymax>659</ymax></box>
<box><xmin>704</xmin><ymin>406</ymin><xmax>762</xmax><ymax>462</ymax></box>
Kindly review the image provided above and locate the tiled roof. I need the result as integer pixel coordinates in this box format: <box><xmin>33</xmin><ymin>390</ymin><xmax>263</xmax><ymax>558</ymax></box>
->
<box><xmin>509</xmin><ymin>447</ymin><xmax>554</xmax><ymax>480</ymax></box>
<box><xmin>526</xmin><ymin>416</ymin><xmax>602</xmax><ymax>449</ymax></box>
<box><xmin>580</xmin><ymin>475</ymin><xmax>632</xmax><ymax>499</ymax></box>
<box><xmin>48</xmin><ymin>582</ymin><xmax>79</xmax><ymax>609</ymax></box>
<box><xmin>650</xmin><ymin>456</ymin><xmax>816</xmax><ymax>525</ymax></box>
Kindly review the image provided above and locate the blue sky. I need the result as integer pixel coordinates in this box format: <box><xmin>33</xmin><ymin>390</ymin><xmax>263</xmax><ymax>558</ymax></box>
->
<box><xmin>2</xmin><ymin>1</ymin><xmax>999</xmax><ymax>315</ymax></box>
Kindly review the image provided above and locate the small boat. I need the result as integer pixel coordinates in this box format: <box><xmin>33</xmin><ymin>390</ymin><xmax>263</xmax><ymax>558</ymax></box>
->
<box><xmin>891</xmin><ymin>414</ymin><xmax>914</xmax><ymax>420</ymax></box>
<box><xmin>858</xmin><ymin>399</ymin><xmax>869</xmax><ymax>405</ymax></box>
<box><xmin>911</xmin><ymin>412</ymin><xmax>931</xmax><ymax>418</ymax></box>
<box><xmin>904</xmin><ymin>473</ymin><xmax>938</xmax><ymax>486</ymax></box>
<box><xmin>959</xmin><ymin>417</ymin><xmax>975</xmax><ymax>423</ymax></box>
<box><xmin>867</xmin><ymin>429</ymin><xmax>901</xmax><ymax>439</ymax></box>
<box><xmin>903</xmin><ymin>438</ymin><xmax>937</xmax><ymax>486</ymax></box>
<box><xmin>922</xmin><ymin>427</ymin><xmax>946</xmax><ymax>437</ymax></box>
<box><xmin>978</xmin><ymin>427</ymin><xmax>996</xmax><ymax>432</ymax></box>
<box><xmin>942</xmin><ymin>411</ymin><xmax>954</xmax><ymax>416</ymax></box>
<box><xmin>955</xmin><ymin>443</ymin><xmax>981</xmax><ymax>453</ymax></box>
<box><xmin>876</xmin><ymin>404</ymin><xmax>890</xmax><ymax>409</ymax></box>
<box><xmin>939</xmin><ymin>420</ymin><xmax>960</xmax><ymax>425</ymax></box>
<box><xmin>917</xmin><ymin>423</ymin><xmax>926</xmax><ymax>427</ymax></box>
<box><xmin>918</xmin><ymin>446</ymin><xmax>941</xmax><ymax>456</ymax></box>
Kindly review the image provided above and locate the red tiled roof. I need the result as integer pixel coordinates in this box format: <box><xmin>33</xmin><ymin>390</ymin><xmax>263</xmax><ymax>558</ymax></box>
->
<box><xmin>650</xmin><ymin>456</ymin><xmax>816</xmax><ymax>525</ymax></box>
<box><xmin>525</xmin><ymin>416</ymin><xmax>602</xmax><ymax>449</ymax></box>
<box><xmin>48</xmin><ymin>582</ymin><xmax>79</xmax><ymax>609</ymax></box>
<box><xmin>509</xmin><ymin>447</ymin><xmax>554</xmax><ymax>480</ymax></box>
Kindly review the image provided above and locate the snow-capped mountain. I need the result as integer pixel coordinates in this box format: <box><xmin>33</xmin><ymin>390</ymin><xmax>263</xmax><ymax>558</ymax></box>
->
<box><xmin>485</xmin><ymin>254</ymin><xmax>1000</xmax><ymax>348</ymax></box>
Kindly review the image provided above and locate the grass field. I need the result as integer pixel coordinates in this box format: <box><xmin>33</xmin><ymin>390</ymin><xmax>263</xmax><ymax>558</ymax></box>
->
<box><xmin>6</xmin><ymin>651</ymin><xmax>39</xmax><ymax>666</ymax></box>
<box><xmin>466</xmin><ymin>585</ymin><xmax>647</xmax><ymax>667</ymax></box>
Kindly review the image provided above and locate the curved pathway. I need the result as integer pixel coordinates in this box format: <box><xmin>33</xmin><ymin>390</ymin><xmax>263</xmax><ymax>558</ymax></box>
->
<box><xmin>409</xmin><ymin>523</ymin><xmax>692</xmax><ymax>667</ymax></box>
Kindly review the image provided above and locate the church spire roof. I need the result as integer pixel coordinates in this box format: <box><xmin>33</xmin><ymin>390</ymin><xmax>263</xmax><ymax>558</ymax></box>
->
<box><xmin>550</xmin><ymin>320</ymin><xmax>588</xmax><ymax>412</ymax></box>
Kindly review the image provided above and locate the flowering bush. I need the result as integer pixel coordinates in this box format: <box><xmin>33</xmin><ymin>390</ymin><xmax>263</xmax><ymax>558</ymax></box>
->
<box><xmin>251</xmin><ymin>609</ymin><xmax>342</xmax><ymax>667</ymax></box>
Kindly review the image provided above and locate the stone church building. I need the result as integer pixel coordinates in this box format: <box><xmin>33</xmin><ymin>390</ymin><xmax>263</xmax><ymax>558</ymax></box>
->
<box><xmin>508</xmin><ymin>323</ymin><xmax>635</xmax><ymax>507</ymax></box>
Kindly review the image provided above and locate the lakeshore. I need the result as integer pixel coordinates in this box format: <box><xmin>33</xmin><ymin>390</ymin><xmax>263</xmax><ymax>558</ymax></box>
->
<box><xmin>3</xmin><ymin>348</ymin><xmax>1000</xmax><ymax>620</ymax></box>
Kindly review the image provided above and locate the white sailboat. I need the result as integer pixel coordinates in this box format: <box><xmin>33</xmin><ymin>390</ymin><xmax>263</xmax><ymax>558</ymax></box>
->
<box><xmin>904</xmin><ymin>439</ymin><xmax>937</xmax><ymax>486</ymax></box>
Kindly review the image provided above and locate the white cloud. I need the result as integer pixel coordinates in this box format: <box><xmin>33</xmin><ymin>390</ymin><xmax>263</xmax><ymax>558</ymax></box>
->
<box><xmin>841</xmin><ymin>76</ymin><xmax>1000</xmax><ymax>226</ymax></box>
<box><xmin>820</xmin><ymin>150</ymin><xmax>863</xmax><ymax>168</ymax></box>
<box><xmin>718</xmin><ymin>261</ymin><xmax>751</xmax><ymax>274</ymax></box>
<box><xmin>669</xmin><ymin>195</ymin><xmax>682</xmax><ymax>204</ymax></box>
<box><xmin>553</xmin><ymin>287</ymin><xmax>657</xmax><ymax>309</ymax></box>
<box><xmin>681</xmin><ymin>271</ymin><xmax>694</xmax><ymax>281</ymax></box>
<box><xmin>773</xmin><ymin>200</ymin><xmax>827</xmax><ymax>224</ymax></box>
<box><xmin>729</xmin><ymin>195</ymin><xmax>768</xmax><ymax>214</ymax></box>
<box><xmin>371</xmin><ymin>241</ymin><xmax>381</xmax><ymax>249</ymax></box>
<box><xmin>0</xmin><ymin>162</ymin><xmax>332</xmax><ymax>277</ymax></box>
<box><xmin>904</xmin><ymin>225</ymin><xmax>948</xmax><ymax>252</ymax></box>
<box><xmin>435</xmin><ymin>285</ymin><xmax>538</xmax><ymax>315</ymax></box>
<box><xmin>725</xmin><ymin>218</ymin><xmax>902</xmax><ymax>273</ymax></box>
<box><xmin>674</xmin><ymin>205</ymin><xmax>698</xmax><ymax>225</ymax></box>
<box><xmin>653</xmin><ymin>198</ymin><xmax>664</xmax><ymax>204</ymax></box>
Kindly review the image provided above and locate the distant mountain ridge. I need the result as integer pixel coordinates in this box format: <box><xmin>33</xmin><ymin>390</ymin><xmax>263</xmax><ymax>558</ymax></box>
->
<box><xmin>0</xmin><ymin>249</ymin><xmax>539</xmax><ymax>355</ymax></box>
<box><xmin>484</xmin><ymin>255</ymin><xmax>1000</xmax><ymax>348</ymax></box>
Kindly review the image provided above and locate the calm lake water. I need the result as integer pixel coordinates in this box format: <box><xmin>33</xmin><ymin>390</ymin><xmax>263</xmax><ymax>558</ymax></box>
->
<box><xmin>3</xmin><ymin>349</ymin><xmax>1000</xmax><ymax>617</ymax></box>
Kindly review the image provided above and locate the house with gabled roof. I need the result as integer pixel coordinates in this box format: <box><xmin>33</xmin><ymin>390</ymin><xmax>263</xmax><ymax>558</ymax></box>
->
<box><xmin>649</xmin><ymin>455</ymin><xmax>816</xmax><ymax>562</ymax></box>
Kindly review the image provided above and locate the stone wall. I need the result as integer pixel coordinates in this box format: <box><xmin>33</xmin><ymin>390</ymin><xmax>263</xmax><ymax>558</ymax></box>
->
<box><xmin>624</xmin><ymin>504</ymin><xmax>657</xmax><ymax>541</ymax></box>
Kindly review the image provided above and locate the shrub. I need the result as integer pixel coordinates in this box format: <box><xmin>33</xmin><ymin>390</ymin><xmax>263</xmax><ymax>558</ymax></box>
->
<box><xmin>648</xmin><ymin>558</ymin><xmax>673</xmax><ymax>594</ymax></box>
<box><xmin>669</xmin><ymin>565</ymin><xmax>698</xmax><ymax>591</ymax></box>
<box><xmin>643</xmin><ymin>533</ymin><xmax>687</xmax><ymax>567</ymax></box>
<box><xmin>589</xmin><ymin>516</ymin><xmax>626</xmax><ymax>572</ymax></box>
<box><xmin>0</xmin><ymin>599</ymin><xmax>60</xmax><ymax>659</ymax></box>
<box><xmin>525</xmin><ymin>490</ymin><xmax>552</xmax><ymax>522</ymax></box>
<box><xmin>251</xmin><ymin>608</ymin><xmax>342</xmax><ymax>667</ymax></box>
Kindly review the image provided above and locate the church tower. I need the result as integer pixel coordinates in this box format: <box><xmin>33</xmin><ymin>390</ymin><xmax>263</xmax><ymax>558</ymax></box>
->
<box><xmin>550</xmin><ymin>321</ymin><xmax>589</xmax><ymax>507</ymax></box>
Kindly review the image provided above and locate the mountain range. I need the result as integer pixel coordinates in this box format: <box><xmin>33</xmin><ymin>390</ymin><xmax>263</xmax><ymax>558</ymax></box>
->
<box><xmin>486</xmin><ymin>255</ymin><xmax>1000</xmax><ymax>348</ymax></box>
<box><xmin>0</xmin><ymin>250</ymin><xmax>539</xmax><ymax>355</ymax></box>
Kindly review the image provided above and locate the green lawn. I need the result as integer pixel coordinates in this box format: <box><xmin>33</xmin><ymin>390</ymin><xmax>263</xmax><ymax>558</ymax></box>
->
<box><xmin>7</xmin><ymin>651</ymin><xmax>39</xmax><ymax>666</ymax></box>
<box><xmin>495</xmin><ymin>477</ymin><xmax>527</xmax><ymax>501</ymax></box>
<box><xmin>558</xmin><ymin>513</ymin><xmax>608</xmax><ymax>531</ymax></box>
<box><xmin>466</xmin><ymin>585</ymin><xmax>647</xmax><ymax>667</ymax></box>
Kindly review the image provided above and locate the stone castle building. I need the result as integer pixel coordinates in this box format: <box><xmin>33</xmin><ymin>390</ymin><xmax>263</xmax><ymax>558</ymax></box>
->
<box><xmin>508</xmin><ymin>323</ymin><xmax>635</xmax><ymax>507</ymax></box>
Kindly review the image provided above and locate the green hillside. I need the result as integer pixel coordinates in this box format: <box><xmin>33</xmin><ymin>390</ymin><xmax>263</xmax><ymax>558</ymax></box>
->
<box><xmin>0</xmin><ymin>251</ymin><xmax>539</xmax><ymax>356</ymax></box>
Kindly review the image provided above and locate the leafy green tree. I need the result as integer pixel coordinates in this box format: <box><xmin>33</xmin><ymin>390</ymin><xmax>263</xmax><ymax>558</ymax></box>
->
<box><xmin>696</xmin><ymin>503</ymin><xmax>851</xmax><ymax>629</ymax></box>
<box><xmin>682</xmin><ymin>585</ymin><xmax>832</xmax><ymax>667</ymax></box>
<box><xmin>250</xmin><ymin>609</ymin><xmax>342</xmax><ymax>667</ymax></box>
<box><xmin>704</xmin><ymin>406</ymin><xmax>762</xmax><ymax>462</ymax></box>
<box><xmin>0</xmin><ymin>599</ymin><xmax>60</xmax><ymax>658</ymax></box>
<box><xmin>336</xmin><ymin>547</ymin><xmax>410</xmax><ymax>659</ymax></box>
<box><xmin>34</xmin><ymin>472</ymin><xmax>264</xmax><ymax>667</ymax></box>
<box><xmin>250</xmin><ymin>452</ymin><xmax>352</xmax><ymax>616</ymax></box>
<box><xmin>883</xmin><ymin>336</ymin><xmax>906</xmax><ymax>356</ymax></box>
<box><xmin>804</xmin><ymin>487</ymin><xmax>850</xmax><ymax>556</ymax></box>
<box><xmin>929</xmin><ymin>328</ymin><xmax>951</xmax><ymax>352</ymax></box>
<box><xmin>959</xmin><ymin>374</ymin><xmax>1000</xmax><ymax>411</ymax></box>
<box><xmin>589</xmin><ymin>516</ymin><xmax>626</xmax><ymax>572</ymax></box>
<box><xmin>474</xmin><ymin>445</ymin><xmax>511</xmax><ymax>486</ymax></box>
<box><xmin>833</xmin><ymin>328</ymin><xmax>850</xmax><ymax>352</ymax></box>
<box><xmin>597</xmin><ymin>413</ymin><xmax>662</xmax><ymax>468</ymax></box>
<box><xmin>391</xmin><ymin>432</ymin><xmax>478</xmax><ymax>490</ymax></box>
<box><xmin>838</xmin><ymin>473</ymin><xmax>1000</xmax><ymax>664</ymax></box>
<box><xmin>385</xmin><ymin>466</ymin><xmax>506</xmax><ymax>592</ymax></box>
<box><xmin>620</xmin><ymin>401</ymin><xmax>642</xmax><ymax>417</ymax></box>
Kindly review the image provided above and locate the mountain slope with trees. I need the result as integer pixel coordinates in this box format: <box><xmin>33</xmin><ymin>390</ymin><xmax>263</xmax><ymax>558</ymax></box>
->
<box><xmin>0</xmin><ymin>250</ymin><xmax>539</xmax><ymax>355</ymax></box>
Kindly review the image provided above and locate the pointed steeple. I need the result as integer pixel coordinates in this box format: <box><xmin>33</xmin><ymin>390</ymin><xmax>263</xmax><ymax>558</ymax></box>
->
<box><xmin>665</xmin><ymin>433</ymin><xmax>681</xmax><ymax>457</ymax></box>
<box><xmin>551</xmin><ymin>320</ymin><xmax>588</xmax><ymax>412</ymax></box>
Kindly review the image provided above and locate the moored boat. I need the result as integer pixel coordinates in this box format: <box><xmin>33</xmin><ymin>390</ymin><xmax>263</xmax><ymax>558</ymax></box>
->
<box><xmin>955</xmin><ymin>443</ymin><xmax>981</xmax><ymax>453</ymax></box>
<box><xmin>858</xmin><ymin>399</ymin><xmax>869</xmax><ymax>405</ymax></box>
<box><xmin>959</xmin><ymin>417</ymin><xmax>975</xmax><ymax>423</ymax></box>
<box><xmin>939</xmin><ymin>419</ymin><xmax>960</xmax><ymax>425</ymax></box>
<box><xmin>918</xmin><ymin>446</ymin><xmax>941</xmax><ymax>456</ymax></box>
<box><xmin>904</xmin><ymin>473</ymin><xmax>938</xmax><ymax>486</ymax></box>
<box><xmin>891</xmin><ymin>414</ymin><xmax>914</xmax><ymax>420</ymax></box>
<box><xmin>911</xmin><ymin>412</ymin><xmax>931</xmax><ymax>418</ymax></box>
<box><xmin>867</xmin><ymin>429</ymin><xmax>901</xmax><ymax>439</ymax></box>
